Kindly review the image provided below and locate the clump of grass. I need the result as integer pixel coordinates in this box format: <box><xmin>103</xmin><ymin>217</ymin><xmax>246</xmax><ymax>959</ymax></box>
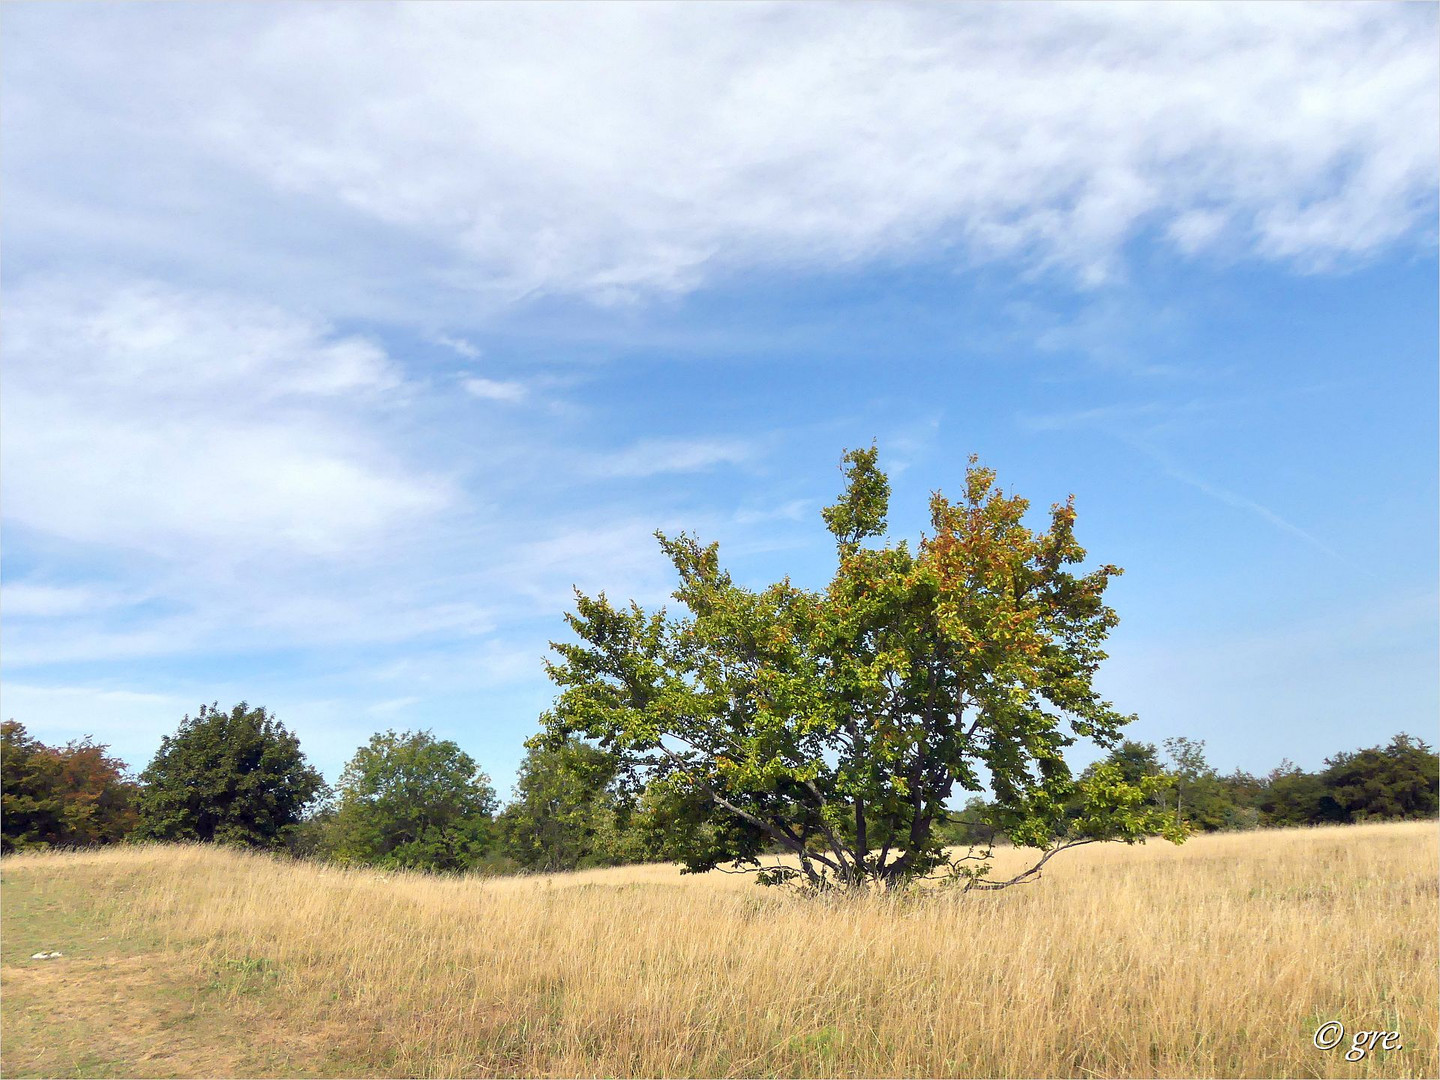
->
<box><xmin>2</xmin><ymin>821</ymin><xmax>1435</xmax><ymax>1077</ymax></box>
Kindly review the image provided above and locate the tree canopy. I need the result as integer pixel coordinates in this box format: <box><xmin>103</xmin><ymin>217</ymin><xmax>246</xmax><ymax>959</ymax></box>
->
<box><xmin>134</xmin><ymin>703</ymin><xmax>324</xmax><ymax>848</ymax></box>
<box><xmin>499</xmin><ymin>736</ymin><xmax>653</xmax><ymax>871</ymax></box>
<box><xmin>1</xmin><ymin>721</ymin><xmax>139</xmax><ymax>853</ymax></box>
<box><xmin>541</xmin><ymin>447</ymin><xmax>1180</xmax><ymax>890</ymax></box>
<box><xmin>329</xmin><ymin>729</ymin><xmax>497</xmax><ymax>872</ymax></box>
<box><xmin>1319</xmin><ymin>734</ymin><xmax>1438</xmax><ymax>822</ymax></box>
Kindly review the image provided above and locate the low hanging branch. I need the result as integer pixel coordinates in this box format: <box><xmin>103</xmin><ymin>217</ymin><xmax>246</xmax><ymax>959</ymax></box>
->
<box><xmin>539</xmin><ymin>446</ymin><xmax>1185</xmax><ymax>891</ymax></box>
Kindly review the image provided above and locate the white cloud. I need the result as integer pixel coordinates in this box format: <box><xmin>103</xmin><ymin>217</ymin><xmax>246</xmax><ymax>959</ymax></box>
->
<box><xmin>366</xmin><ymin>696</ymin><xmax>422</xmax><ymax>717</ymax></box>
<box><xmin>5</xmin><ymin>280</ymin><xmax>398</xmax><ymax>401</ymax></box>
<box><xmin>462</xmin><ymin>377</ymin><xmax>528</xmax><ymax>403</ymax></box>
<box><xmin>0</xmin><ymin>284</ymin><xmax>758</xmax><ymax>668</ymax></box>
<box><xmin>8</xmin><ymin>2</ymin><xmax>1425</xmax><ymax>304</ymax></box>
<box><xmin>0</xmin><ymin>683</ymin><xmax>190</xmax><ymax>763</ymax></box>
<box><xmin>0</xmin><ymin>282</ymin><xmax>752</xmax><ymax>669</ymax></box>
<box><xmin>431</xmin><ymin>333</ymin><xmax>482</xmax><ymax>360</ymax></box>
<box><xmin>498</xmin><ymin>518</ymin><xmax>681</xmax><ymax>613</ymax></box>
<box><xmin>733</xmin><ymin>499</ymin><xmax>813</xmax><ymax>526</ymax></box>
<box><xmin>0</xmin><ymin>584</ymin><xmax>129</xmax><ymax>619</ymax></box>
<box><xmin>590</xmin><ymin>438</ymin><xmax>758</xmax><ymax>479</ymax></box>
<box><xmin>0</xmin><ymin>574</ymin><xmax>495</xmax><ymax>669</ymax></box>
<box><xmin>1</xmin><ymin>278</ymin><xmax>449</xmax><ymax>559</ymax></box>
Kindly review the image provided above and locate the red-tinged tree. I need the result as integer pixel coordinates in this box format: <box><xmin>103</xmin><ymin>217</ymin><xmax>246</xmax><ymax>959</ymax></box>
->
<box><xmin>1</xmin><ymin>720</ymin><xmax>139</xmax><ymax>852</ymax></box>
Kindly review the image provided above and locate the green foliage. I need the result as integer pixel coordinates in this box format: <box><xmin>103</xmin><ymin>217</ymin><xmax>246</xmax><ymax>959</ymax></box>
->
<box><xmin>1319</xmin><ymin>734</ymin><xmax>1438</xmax><ymax>822</ymax></box>
<box><xmin>1157</xmin><ymin>737</ymin><xmax>1233</xmax><ymax>832</ymax></box>
<box><xmin>819</xmin><ymin>444</ymin><xmax>889</xmax><ymax>549</ymax></box>
<box><xmin>1085</xmin><ymin>733</ymin><xmax>1440</xmax><ymax>833</ymax></box>
<box><xmin>134</xmin><ymin>703</ymin><xmax>324</xmax><ymax>849</ymax></box>
<box><xmin>1</xmin><ymin>720</ymin><xmax>139</xmax><ymax>852</ymax></box>
<box><xmin>932</xmin><ymin>797</ymin><xmax>995</xmax><ymax>848</ymax></box>
<box><xmin>1100</xmin><ymin>739</ymin><xmax>1165</xmax><ymax>785</ymax></box>
<box><xmin>1059</xmin><ymin>763</ymin><xmax>1186</xmax><ymax>846</ymax></box>
<box><xmin>329</xmin><ymin>729</ymin><xmax>497</xmax><ymax>872</ymax></box>
<box><xmin>1215</xmin><ymin>770</ymin><xmax>1265</xmax><ymax>830</ymax></box>
<box><xmin>285</xmin><ymin>799</ymin><xmax>339</xmax><ymax>860</ymax></box>
<box><xmin>541</xmin><ymin>447</ymin><xmax>1177</xmax><ymax>889</ymax></box>
<box><xmin>498</xmin><ymin>735</ymin><xmax>655</xmax><ymax>871</ymax></box>
<box><xmin>1258</xmin><ymin>760</ymin><xmax>1333</xmax><ymax>826</ymax></box>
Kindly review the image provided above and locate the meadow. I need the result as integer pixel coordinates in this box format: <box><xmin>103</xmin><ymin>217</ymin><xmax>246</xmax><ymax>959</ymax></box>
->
<box><xmin>2</xmin><ymin>821</ymin><xmax>1435</xmax><ymax>1078</ymax></box>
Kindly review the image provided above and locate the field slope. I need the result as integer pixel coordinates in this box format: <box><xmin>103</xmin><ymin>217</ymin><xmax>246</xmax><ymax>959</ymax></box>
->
<box><xmin>2</xmin><ymin>822</ymin><xmax>1436</xmax><ymax>1078</ymax></box>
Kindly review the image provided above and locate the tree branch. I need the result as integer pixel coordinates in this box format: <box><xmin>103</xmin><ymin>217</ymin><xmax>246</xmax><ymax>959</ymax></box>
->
<box><xmin>963</xmin><ymin>837</ymin><xmax>1099</xmax><ymax>891</ymax></box>
<box><xmin>648</xmin><ymin>740</ymin><xmax>846</xmax><ymax>885</ymax></box>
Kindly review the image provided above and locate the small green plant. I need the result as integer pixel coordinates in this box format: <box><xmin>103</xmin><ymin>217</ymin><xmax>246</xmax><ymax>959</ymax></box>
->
<box><xmin>789</xmin><ymin>1027</ymin><xmax>840</xmax><ymax>1063</ymax></box>
<box><xmin>208</xmin><ymin>954</ymin><xmax>280</xmax><ymax>994</ymax></box>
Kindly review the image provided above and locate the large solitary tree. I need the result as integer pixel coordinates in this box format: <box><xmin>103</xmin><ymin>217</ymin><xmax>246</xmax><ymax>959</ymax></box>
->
<box><xmin>541</xmin><ymin>447</ymin><xmax>1180</xmax><ymax>890</ymax></box>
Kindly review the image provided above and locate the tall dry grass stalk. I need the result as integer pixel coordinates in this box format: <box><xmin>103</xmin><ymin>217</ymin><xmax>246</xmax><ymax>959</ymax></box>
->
<box><xmin>3</xmin><ymin>821</ymin><xmax>1436</xmax><ymax>1077</ymax></box>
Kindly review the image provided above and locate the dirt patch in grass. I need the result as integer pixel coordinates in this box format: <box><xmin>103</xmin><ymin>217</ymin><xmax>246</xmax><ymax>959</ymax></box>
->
<box><xmin>1</xmin><ymin>867</ymin><xmax>391</xmax><ymax>1079</ymax></box>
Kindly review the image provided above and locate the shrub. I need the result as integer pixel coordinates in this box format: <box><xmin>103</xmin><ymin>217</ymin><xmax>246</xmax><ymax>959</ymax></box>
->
<box><xmin>1</xmin><ymin>720</ymin><xmax>139</xmax><ymax>852</ymax></box>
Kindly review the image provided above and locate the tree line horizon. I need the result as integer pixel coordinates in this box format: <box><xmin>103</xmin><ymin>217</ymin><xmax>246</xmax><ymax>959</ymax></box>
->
<box><xmin>4</xmin><ymin>448</ymin><xmax>1436</xmax><ymax>885</ymax></box>
<box><xmin>4</xmin><ymin>712</ymin><xmax>1435</xmax><ymax>867</ymax></box>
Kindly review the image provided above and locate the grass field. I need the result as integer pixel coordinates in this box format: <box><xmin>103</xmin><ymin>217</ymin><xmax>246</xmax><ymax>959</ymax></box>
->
<box><xmin>2</xmin><ymin>821</ymin><xmax>1435</xmax><ymax>1078</ymax></box>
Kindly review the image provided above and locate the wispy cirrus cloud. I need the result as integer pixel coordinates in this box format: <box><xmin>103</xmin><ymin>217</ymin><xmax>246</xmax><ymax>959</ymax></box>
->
<box><xmin>461</xmin><ymin>377</ymin><xmax>529</xmax><ymax>404</ymax></box>
<box><xmin>1</xmin><ymin>583</ymin><xmax>134</xmax><ymax>619</ymax></box>
<box><xmin>1017</xmin><ymin>394</ymin><xmax>1351</xmax><ymax>563</ymax></box>
<box><xmin>1149</xmin><ymin>454</ymin><xmax>1347</xmax><ymax>564</ymax></box>
<box><xmin>4</xmin><ymin>3</ymin><xmax>1434</xmax><ymax>313</ymax></box>
<box><xmin>0</xmin><ymin>276</ymin><xmax>487</xmax><ymax>677</ymax></box>
<box><xmin>589</xmin><ymin>438</ymin><xmax>761</xmax><ymax>479</ymax></box>
<box><xmin>2</xmin><ymin>277</ymin><xmax>450</xmax><ymax>560</ymax></box>
<box><xmin>429</xmin><ymin>333</ymin><xmax>482</xmax><ymax>360</ymax></box>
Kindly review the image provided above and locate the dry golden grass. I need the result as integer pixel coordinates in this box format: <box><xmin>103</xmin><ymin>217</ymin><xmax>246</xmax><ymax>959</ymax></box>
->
<box><xmin>2</xmin><ymin>821</ymin><xmax>1436</xmax><ymax>1078</ymax></box>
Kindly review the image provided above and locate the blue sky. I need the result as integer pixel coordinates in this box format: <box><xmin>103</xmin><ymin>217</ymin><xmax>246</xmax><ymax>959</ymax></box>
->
<box><xmin>3</xmin><ymin>2</ymin><xmax>1436</xmax><ymax>794</ymax></box>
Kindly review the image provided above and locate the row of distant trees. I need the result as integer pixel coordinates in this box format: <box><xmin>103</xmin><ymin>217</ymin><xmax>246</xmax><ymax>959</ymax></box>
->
<box><xmin>3</xmin><ymin>705</ymin><xmax>1435</xmax><ymax>870</ymax></box>
<box><xmin>937</xmin><ymin>733</ymin><xmax>1440</xmax><ymax>847</ymax></box>
<box><xmin>0</xmin><ymin>705</ymin><xmax>662</xmax><ymax>870</ymax></box>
